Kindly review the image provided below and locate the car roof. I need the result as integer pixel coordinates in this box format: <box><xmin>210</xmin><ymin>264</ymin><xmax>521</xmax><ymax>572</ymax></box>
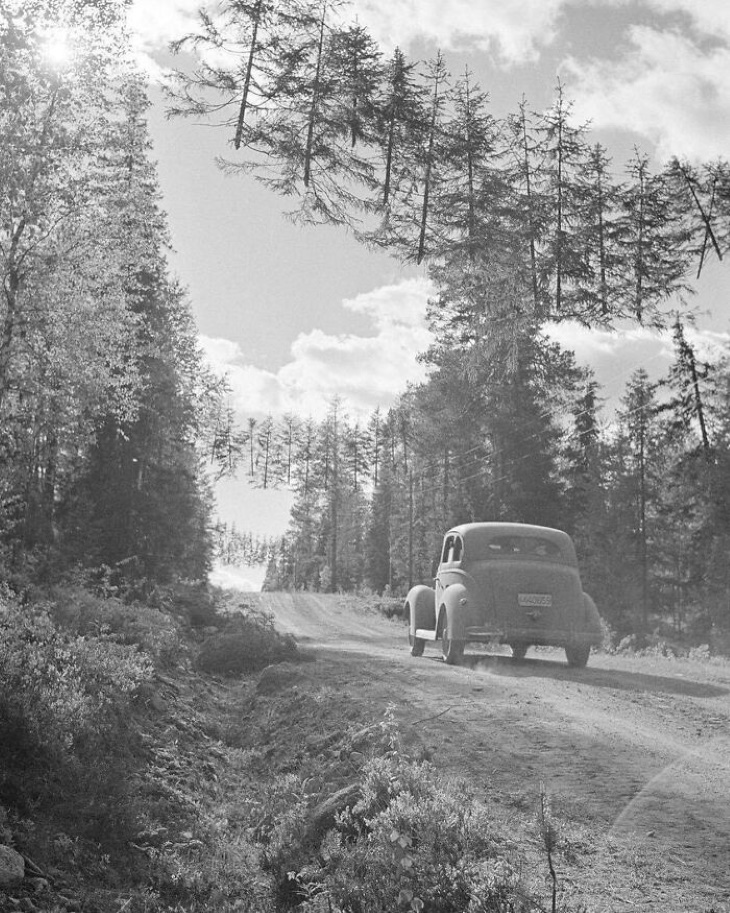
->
<box><xmin>445</xmin><ymin>522</ymin><xmax>576</xmax><ymax>558</ymax></box>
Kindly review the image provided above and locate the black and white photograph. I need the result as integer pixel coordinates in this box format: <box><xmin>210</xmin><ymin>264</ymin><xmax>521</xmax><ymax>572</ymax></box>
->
<box><xmin>1</xmin><ymin>1</ymin><xmax>729</xmax><ymax>911</ymax></box>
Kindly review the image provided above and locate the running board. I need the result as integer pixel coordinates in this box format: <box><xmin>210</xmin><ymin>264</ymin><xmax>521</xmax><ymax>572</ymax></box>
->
<box><xmin>415</xmin><ymin>629</ymin><xmax>505</xmax><ymax>643</ymax></box>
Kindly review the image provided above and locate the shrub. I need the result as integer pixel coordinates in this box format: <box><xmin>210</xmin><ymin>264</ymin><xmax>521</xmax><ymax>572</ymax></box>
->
<box><xmin>375</xmin><ymin>596</ymin><xmax>404</xmax><ymax>620</ymax></box>
<box><xmin>147</xmin><ymin>829</ymin><xmax>277</xmax><ymax>913</ymax></box>
<box><xmin>0</xmin><ymin>590</ymin><xmax>153</xmax><ymax>755</ymax></box>
<box><xmin>294</xmin><ymin>755</ymin><xmax>530</xmax><ymax>913</ymax></box>
<box><xmin>196</xmin><ymin>611</ymin><xmax>298</xmax><ymax>675</ymax></box>
<box><xmin>0</xmin><ymin>589</ymin><xmax>156</xmax><ymax>846</ymax></box>
<box><xmin>46</xmin><ymin>584</ymin><xmax>183</xmax><ymax>666</ymax></box>
<box><xmin>255</xmin><ymin>714</ymin><xmax>551</xmax><ymax>913</ymax></box>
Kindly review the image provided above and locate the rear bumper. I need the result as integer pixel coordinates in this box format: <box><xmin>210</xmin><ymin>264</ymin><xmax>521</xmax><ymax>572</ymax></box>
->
<box><xmin>465</xmin><ymin>626</ymin><xmax>602</xmax><ymax>648</ymax></box>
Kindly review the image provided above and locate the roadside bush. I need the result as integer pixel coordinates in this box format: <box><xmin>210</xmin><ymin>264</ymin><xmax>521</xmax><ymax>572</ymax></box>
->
<box><xmin>196</xmin><ymin>611</ymin><xmax>298</xmax><ymax>675</ymax></box>
<box><xmin>292</xmin><ymin>754</ymin><xmax>529</xmax><ymax>913</ymax></box>
<box><xmin>254</xmin><ymin>714</ymin><xmax>552</xmax><ymax>913</ymax></box>
<box><xmin>146</xmin><ymin>829</ymin><xmax>277</xmax><ymax>913</ymax></box>
<box><xmin>369</xmin><ymin>595</ymin><xmax>403</xmax><ymax>620</ymax></box>
<box><xmin>0</xmin><ymin>591</ymin><xmax>153</xmax><ymax>755</ymax></box>
<box><xmin>0</xmin><ymin>588</ymin><xmax>155</xmax><ymax>848</ymax></box>
<box><xmin>46</xmin><ymin>583</ymin><xmax>183</xmax><ymax>665</ymax></box>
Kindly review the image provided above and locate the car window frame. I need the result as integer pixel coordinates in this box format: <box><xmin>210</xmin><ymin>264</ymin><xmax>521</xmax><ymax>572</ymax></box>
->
<box><xmin>440</xmin><ymin>533</ymin><xmax>465</xmax><ymax>566</ymax></box>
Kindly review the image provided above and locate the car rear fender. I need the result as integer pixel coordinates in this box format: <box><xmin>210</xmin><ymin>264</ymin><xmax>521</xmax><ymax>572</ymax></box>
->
<box><xmin>582</xmin><ymin>592</ymin><xmax>602</xmax><ymax>636</ymax></box>
<box><xmin>437</xmin><ymin>583</ymin><xmax>469</xmax><ymax>640</ymax></box>
<box><xmin>404</xmin><ymin>585</ymin><xmax>436</xmax><ymax>635</ymax></box>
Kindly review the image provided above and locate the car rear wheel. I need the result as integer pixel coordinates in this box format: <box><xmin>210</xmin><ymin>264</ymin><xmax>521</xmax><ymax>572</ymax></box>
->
<box><xmin>510</xmin><ymin>643</ymin><xmax>528</xmax><ymax>662</ymax></box>
<box><xmin>442</xmin><ymin>632</ymin><xmax>464</xmax><ymax>665</ymax></box>
<box><xmin>565</xmin><ymin>644</ymin><xmax>590</xmax><ymax>667</ymax></box>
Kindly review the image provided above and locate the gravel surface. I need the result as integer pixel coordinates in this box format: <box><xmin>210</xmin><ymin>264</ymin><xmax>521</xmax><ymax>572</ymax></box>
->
<box><xmin>253</xmin><ymin>591</ymin><xmax>730</xmax><ymax>912</ymax></box>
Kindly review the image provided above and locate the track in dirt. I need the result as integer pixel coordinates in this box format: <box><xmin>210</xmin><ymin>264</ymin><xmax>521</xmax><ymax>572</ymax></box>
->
<box><xmin>257</xmin><ymin>592</ymin><xmax>730</xmax><ymax>911</ymax></box>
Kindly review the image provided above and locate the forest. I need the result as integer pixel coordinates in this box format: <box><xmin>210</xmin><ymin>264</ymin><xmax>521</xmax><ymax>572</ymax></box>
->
<box><xmin>0</xmin><ymin>0</ymin><xmax>226</xmax><ymax>590</ymax></box>
<box><xmin>171</xmin><ymin>0</ymin><xmax>730</xmax><ymax>643</ymax></box>
<box><xmin>2</xmin><ymin>0</ymin><xmax>730</xmax><ymax>633</ymax></box>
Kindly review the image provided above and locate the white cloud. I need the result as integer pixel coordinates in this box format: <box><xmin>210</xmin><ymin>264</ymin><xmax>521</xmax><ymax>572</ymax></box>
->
<box><xmin>128</xmin><ymin>0</ymin><xmax>200</xmax><ymax>49</ymax></box>
<box><xmin>127</xmin><ymin>0</ymin><xmax>568</xmax><ymax>66</ymax></box>
<box><xmin>563</xmin><ymin>26</ymin><xmax>730</xmax><ymax>161</ymax></box>
<box><xmin>685</xmin><ymin>326</ymin><xmax>730</xmax><ymax>361</ymax></box>
<box><xmin>127</xmin><ymin>0</ymin><xmax>201</xmax><ymax>76</ymax></box>
<box><xmin>545</xmin><ymin>320</ymin><xmax>730</xmax><ymax>401</ymax></box>
<box><xmin>545</xmin><ymin>321</ymin><xmax>673</xmax><ymax>396</ymax></box>
<box><xmin>201</xmin><ymin>277</ymin><xmax>434</xmax><ymax>422</ymax></box>
<box><xmin>354</xmin><ymin>0</ymin><xmax>566</xmax><ymax>62</ymax></box>
<box><xmin>200</xmin><ymin>336</ymin><xmax>243</xmax><ymax>368</ymax></box>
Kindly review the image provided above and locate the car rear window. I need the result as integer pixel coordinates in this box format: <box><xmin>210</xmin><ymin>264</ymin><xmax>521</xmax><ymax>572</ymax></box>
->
<box><xmin>486</xmin><ymin>536</ymin><xmax>563</xmax><ymax>559</ymax></box>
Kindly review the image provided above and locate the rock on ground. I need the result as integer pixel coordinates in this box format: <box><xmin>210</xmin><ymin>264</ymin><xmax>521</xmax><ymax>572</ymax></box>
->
<box><xmin>0</xmin><ymin>845</ymin><xmax>25</xmax><ymax>887</ymax></box>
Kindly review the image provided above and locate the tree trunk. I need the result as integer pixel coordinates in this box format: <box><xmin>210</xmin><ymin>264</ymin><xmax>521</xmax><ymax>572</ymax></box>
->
<box><xmin>233</xmin><ymin>0</ymin><xmax>263</xmax><ymax>150</ymax></box>
<box><xmin>303</xmin><ymin>3</ymin><xmax>327</xmax><ymax>189</ymax></box>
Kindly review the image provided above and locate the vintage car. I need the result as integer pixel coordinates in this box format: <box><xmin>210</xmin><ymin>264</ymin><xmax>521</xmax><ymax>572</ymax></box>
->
<box><xmin>405</xmin><ymin>522</ymin><xmax>603</xmax><ymax>667</ymax></box>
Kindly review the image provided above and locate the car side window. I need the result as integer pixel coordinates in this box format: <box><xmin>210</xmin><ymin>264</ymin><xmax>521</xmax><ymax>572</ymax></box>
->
<box><xmin>441</xmin><ymin>537</ymin><xmax>450</xmax><ymax>563</ymax></box>
<box><xmin>441</xmin><ymin>535</ymin><xmax>464</xmax><ymax>564</ymax></box>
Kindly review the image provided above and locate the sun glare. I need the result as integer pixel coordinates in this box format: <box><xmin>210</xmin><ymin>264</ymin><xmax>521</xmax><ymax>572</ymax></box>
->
<box><xmin>42</xmin><ymin>27</ymin><xmax>74</xmax><ymax>69</ymax></box>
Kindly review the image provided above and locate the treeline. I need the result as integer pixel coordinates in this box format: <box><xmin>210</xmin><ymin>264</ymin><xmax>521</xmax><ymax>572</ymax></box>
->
<box><xmin>0</xmin><ymin>1</ymin><xmax>226</xmax><ymax>586</ymax></box>
<box><xmin>171</xmin><ymin>0</ymin><xmax>729</xmax><ymax>332</ymax></box>
<box><xmin>212</xmin><ymin>523</ymin><xmax>284</xmax><ymax>566</ymax></box>
<box><xmin>220</xmin><ymin>316</ymin><xmax>729</xmax><ymax>640</ymax></box>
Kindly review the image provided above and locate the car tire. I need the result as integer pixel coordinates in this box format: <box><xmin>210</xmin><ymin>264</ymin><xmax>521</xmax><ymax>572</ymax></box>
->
<box><xmin>565</xmin><ymin>644</ymin><xmax>590</xmax><ymax>667</ymax></box>
<box><xmin>510</xmin><ymin>643</ymin><xmax>528</xmax><ymax>662</ymax></box>
<box><xmin>409</xmin><ymin>632</ymin><xmax>425</xmax><ymax>657</ymax></box>
<box><xmin>442</xmin><ymin>632</ymin><xmax>464</xmax><ymax>665</ymax></box>
<box><xmin>407</xmin><ymin>603</ymin><xmax>426</xmax><ymax>656</ymax></box>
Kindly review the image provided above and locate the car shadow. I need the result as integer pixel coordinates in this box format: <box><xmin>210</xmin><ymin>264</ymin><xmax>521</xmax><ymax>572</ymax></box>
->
<box><xmin>450</xmin><ymin>651</ymin><xmax>728</xmax><ymax>699</ymax></box>
<box><xmin>305</xmin><ymin>638</ymin><xmax>728</xmax><ymax>701</ymax></box>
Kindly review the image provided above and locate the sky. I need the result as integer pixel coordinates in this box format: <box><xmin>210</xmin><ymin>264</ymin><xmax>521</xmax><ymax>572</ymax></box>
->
<box><xmin>126</xmin><ymin>0</ymin><xmax>730</xmax><ymax>587</ymax></box>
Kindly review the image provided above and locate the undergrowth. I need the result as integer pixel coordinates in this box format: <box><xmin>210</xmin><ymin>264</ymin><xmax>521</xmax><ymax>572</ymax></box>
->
<box><xmin>0</xmin><ymin>585</ymin><xmax>601</xmax><ymax>913</ymax></box>
<box><xmin>142</xmin><ymin>706</ymin><xmax>586</xmax><ymax>913</ymax></box>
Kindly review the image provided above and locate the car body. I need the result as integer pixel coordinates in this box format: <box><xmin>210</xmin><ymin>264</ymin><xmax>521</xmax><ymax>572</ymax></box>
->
<box><xmin>405</xmin><ymin>522</ymin><xmax>603</xmax><ymax>666</ymax></box>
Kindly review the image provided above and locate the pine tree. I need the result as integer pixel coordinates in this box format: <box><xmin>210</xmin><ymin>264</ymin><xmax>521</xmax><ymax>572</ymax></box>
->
<box><xmin>372</xmin><ymin>48</ymin><xmax>423</xmax><ymax>212</ymax></box>
<box><xmin>615</xmin><ymin>151</ymin><xmax>691</xmax><ymax>323</ymax></box>
<box><xmin>659</xmin><ymin>317</ymin><xmax>713</xmax><ymax>457</ymax></box>
<box><xmin>618</xmin><ymin>369</ymin><xmax>662</xmax><ymax>634</ymax></box>
<box><xmin>168</xmin><ymin>0</ymin><xmax>297</xmax><ymax>149</ymax></box>
<box><xmin>326</xmin><ymin>21</ymin><xmax>383</xmax><ymax>150</ymax></box>
<box><xmin>665</xmin><ymin>158</ymin><xmax>727</xmax><ymax>278</ymax></box>
<box><xmin>504</xmin><ymin>98</ymin><xmax>550</xmax><ymax>317</ymax></box>
<box><xmin>579</xmin><ymin>144</ymin><xmax>624</xmax><ymax>319</ymax></box>
<box><xmin>414</xmin><ymin>52</ymin><xmax>449</xmax><ymax>264</ymax></box>
<box><xmin>435</xmin><ymin>68</ymin><xmax>504</xmax><ymax>262</ymax></box>
<box><xmin>537</xmin><ymin>83</ymin><xmax>593</xmax><ymax>318</ymax></box>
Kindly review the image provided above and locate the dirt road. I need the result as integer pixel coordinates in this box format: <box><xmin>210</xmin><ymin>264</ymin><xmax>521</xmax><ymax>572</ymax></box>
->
<box><xmin>255</xmin><ymin>592</ymin><xmax>730</xmax><ymax>911</ymax></box>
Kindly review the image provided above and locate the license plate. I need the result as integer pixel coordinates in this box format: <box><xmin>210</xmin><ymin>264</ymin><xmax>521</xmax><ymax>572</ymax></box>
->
<box><xmin>518</xmin><ymin>593</ymin><xmax>552</xmax><ymax>607</ymax></box>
